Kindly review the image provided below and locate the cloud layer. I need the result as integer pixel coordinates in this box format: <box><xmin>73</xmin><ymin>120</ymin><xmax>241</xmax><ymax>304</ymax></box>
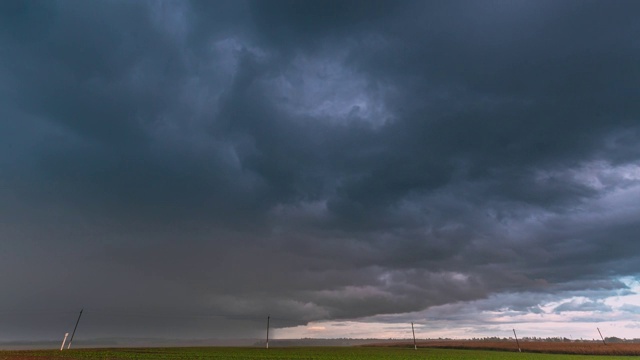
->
<box><xmin>1</xmin><ymin>0</ymin><xmax>639</xmax><ymax>340</ymax></box>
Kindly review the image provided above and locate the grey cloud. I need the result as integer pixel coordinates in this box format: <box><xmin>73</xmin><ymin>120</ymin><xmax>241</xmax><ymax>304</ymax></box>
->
<box><xmin>620</xmin><ymin>304</ymin><xmax>640</xmax><ymax>314</ymax></box>
<box><xmin>1</xmin><ymin>0</ymin><xmax>640</xmax><ymax>341</ymax></box>
<box><xmin>553</xmin><ymin>300</ymin><xmax>611</xmax><ymax>314</ymax></box>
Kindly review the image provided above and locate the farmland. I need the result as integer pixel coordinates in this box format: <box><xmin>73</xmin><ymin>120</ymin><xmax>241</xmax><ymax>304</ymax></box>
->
<box><xmin>380</xmin><ymin>340</ymin><xmax>640</xmax><ymax>356</ymax></box>
<box><xmin>0</xmin><ymin>346</ymin><xmax>638</xmax><ymax>360</ymax></box>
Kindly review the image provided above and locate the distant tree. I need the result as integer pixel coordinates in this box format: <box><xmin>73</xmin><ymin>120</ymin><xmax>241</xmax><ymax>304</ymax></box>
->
<box><xmin>605</xmin><ymin>337</ymin><xmax>624</xmax><ymax>343</ymax></box>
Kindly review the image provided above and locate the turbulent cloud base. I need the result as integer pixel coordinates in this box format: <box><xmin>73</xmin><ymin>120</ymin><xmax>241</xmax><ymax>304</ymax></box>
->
<box><xmin>1</xmin><ymin>0</ymin><xmax>639</xmax><ymax>341</ymax></box>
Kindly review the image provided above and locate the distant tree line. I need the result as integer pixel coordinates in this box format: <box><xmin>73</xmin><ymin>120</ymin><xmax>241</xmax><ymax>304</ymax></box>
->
<box><xmin>468</xmin><ymin>336</ymin><xmax>640</xmax><ymax>343</ymax></box>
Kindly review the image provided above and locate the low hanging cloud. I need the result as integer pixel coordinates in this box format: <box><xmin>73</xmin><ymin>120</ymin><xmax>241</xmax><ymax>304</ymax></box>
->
<box><xmin>1</xmin><ymin>0</ymin><xmax>640</xmax><ymax>340</ymax></box>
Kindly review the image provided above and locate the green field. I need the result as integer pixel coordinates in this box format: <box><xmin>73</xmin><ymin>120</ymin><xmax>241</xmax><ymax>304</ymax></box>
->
<box><xmin>0</xmin><ymin>347</ymin><xmax>634</xmax><ymax>360</ymax></box>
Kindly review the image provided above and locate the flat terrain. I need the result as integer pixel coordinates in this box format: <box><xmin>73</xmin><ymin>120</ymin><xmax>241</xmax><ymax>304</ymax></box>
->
<box><xmin>0</xmin><ymin>346</ymin><xmax>638</xmax><ymax>360</ymax></box>
<box><xmin>375</xmin><ymin>340</ymin><xmax>640</xmax><ymax>356</ymax></box>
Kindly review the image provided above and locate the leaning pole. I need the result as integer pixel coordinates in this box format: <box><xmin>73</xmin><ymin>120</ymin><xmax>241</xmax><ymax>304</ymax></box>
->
<box><xmin>67</xmin><ymin>309</ymin><xmax>83</xmax><ymax>349</ymax></box>
<box><xmin>60</xmin><ymin>333</ymin><xmax>69</xmax><ymax>351</ymax></box>
<box><xmin>513</xmin><ymin>329</ymin><xmax>521</xmax><ymax>353</ymax></box>
<box><xmin>597</xmin><ymin>328</ymin><xmax>607</xmax><ymax>345</ymax></box>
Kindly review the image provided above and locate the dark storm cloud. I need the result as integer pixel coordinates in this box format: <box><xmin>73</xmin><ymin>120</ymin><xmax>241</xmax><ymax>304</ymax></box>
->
<box><xmin>1</xmin><ymin>0</ymin><xmax>640</xmax><ymax>341</ymax></box>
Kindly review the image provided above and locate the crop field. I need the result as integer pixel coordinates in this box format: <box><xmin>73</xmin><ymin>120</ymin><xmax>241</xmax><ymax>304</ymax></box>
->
<box><xmin>431</xmin><ymin>340</ymin><xmax>640</xmax><ymax>355</ymax></box>
<box><xmin>0</xmin><ymin>346</ymin><xmax>638</xmax><ymax>360</ymax></box>
<box><xmin>378</xmin><ymin>340</ymin><xmax>640</xmax><ymax>356</ymax></box>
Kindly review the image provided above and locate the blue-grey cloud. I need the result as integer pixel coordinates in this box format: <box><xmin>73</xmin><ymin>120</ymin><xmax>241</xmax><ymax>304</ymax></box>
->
<box><xmin>1</xmin><ymin>0</ymin><xmax>640</xmax><ymax>341</ymax></box>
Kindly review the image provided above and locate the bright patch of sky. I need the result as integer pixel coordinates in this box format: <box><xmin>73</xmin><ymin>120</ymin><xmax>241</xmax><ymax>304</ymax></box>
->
<box><xmin>277</xmin><ymin>277</ymin><xmax>640</xmax><ymax>339</ymax></box>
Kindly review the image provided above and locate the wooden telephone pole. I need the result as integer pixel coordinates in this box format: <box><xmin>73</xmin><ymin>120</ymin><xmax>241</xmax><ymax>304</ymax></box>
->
<box><xmin>67</xmin><ymin>309</ymin><xmax>83</xmax><ymax>349</ymax></box>
<box><xmin>266</xmin><ymin>315</ymin><xmax>270</xmax><ymax>349</ymax></box>
<box><xmin>411</xmin><ymin>322</ymin><xmax>417</xmax><ymax>350</ymax></box>
<box><xmin>513</xmin><ymin>329</ymin><xmax>521</xmax><ymax>352</ymax></box>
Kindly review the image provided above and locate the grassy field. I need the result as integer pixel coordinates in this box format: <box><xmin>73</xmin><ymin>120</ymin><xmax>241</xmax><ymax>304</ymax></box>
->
<box><xmin>0</xmin><ymin>346</ymin><xmax>637</xmax><ymax>360</ymax></box>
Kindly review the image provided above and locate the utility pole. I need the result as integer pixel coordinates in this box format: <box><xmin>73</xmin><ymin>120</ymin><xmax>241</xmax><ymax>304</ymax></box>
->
<box><xmin>597</xmin><ymin>328</ymin><xmax>606</xmax><ymax>345</ymax></box>
<box><xmin>266</xmin><ymin>315</ymin><xmax>270</xmax><ymax>349</ymax></box>
<box><xmin>513</xmin><ymin>329</ymin><xmax>521</xmax><ymax>353</ymax></box>
<box><xmin>67</xmin><ymin>309</ymin><xmax>83</xmax><ymax>349</ymax></box>
<box><xmin>411</xmin><ymin>322</ymin><xmax>417</xmax><ymax>350</ymax></box>
<box><xmin>60</xmin><ymin>333</ymin><xmax>69</xmax><ymax>351</ymax></box>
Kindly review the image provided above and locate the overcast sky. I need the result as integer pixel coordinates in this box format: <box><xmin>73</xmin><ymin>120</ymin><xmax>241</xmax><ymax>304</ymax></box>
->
<box><xmin>1</xmin><ymin>0</ymin><xmax>640</xmax><ymax>343</ymax></box>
